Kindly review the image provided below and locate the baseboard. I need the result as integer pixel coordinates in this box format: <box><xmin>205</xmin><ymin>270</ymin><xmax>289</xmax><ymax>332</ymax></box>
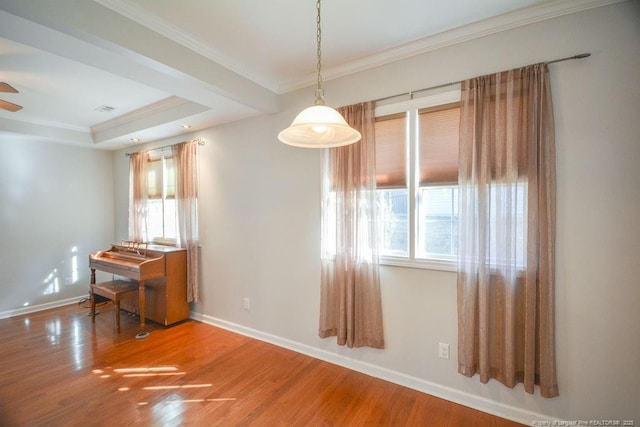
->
<box><xmin>190</xmin><ymin>311</ymin><xmax>549</xmax><ymax>426</ymax></box>
<box><xmin>0</xmin><ymin>296</ymin><xmax>86</xmax><ymax>320</ymax></box>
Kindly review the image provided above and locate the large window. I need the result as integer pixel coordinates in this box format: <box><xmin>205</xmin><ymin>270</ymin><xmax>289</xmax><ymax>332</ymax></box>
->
<box><xmin>375</xmin><ymin>90</ymin><xmax>460</xmax><ymax>269</ymax></box>
<box><xmin>146</xmin><ymin>153</ymin><xmax>177</xmax><ymax>243</ymax></box>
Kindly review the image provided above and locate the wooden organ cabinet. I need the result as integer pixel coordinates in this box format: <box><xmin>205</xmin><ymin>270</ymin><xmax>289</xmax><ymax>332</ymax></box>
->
<box><xmin>89</xmin><ymin>243</ymin><xmax>190</xmax><ymax>327</ymax></box>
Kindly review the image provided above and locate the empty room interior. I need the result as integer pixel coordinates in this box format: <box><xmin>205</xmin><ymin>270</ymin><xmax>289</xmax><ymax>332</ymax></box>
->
<box><xmin>0</xmin><ymin>0</ymin><xmax>638</xmax><ymax>425</ymax></box>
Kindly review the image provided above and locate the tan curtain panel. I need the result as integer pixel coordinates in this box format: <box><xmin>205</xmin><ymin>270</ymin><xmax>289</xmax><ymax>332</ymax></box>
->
<box><xmin>319</xmin><ymin>101</ymin><xmax>385</xmax><ymax>349</ymax></box>
<box><xmin>128</xmin><ymin>151</ymin><xmax>149</xmax><ymax>242</ymax></box>
<box><xmin>418</xmin><ymin>103</ymin><xmax>460</xmax><ymax>186</ymax></box>
<box><xmin>172</xmin><ymin>140</ymin><xmax>200</xmax><ymax>303</ymax></box>
<box><xmin>457</xmin><ymin>63</ymin><xmax>558</xmax><ymax>398</ymax></box>
<box><xmin>375</xmin><ymin>113</ymin><xmax>407</xmax><ymax>189</ymax></box>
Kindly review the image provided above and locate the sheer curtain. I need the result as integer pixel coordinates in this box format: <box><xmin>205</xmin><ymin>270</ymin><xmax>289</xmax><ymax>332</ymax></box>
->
<box><xmin>457</xmin><ymin>63</ymin><xmax>558</xmax><ymax>397</ymax></box>
<box><xmin>319</xmin><ymin>101</ymin><xmax>384</xmax><ymax>349</ymax></box>
<box><xmin>172</xmin><ymin>140</ymin><xmax>200</xmax><ymax>303</ymax></box>
<box><xmin>128</xmin><ymin>151</ymin><xmax>149</xmax><ymax>242</ymax></box>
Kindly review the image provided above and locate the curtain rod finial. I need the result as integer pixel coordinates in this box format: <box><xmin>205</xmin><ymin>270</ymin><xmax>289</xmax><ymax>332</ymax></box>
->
<box><xmin>547</xmin><ymin>52</ymin><xmax>591</xmax><ymax>65</ymax></box>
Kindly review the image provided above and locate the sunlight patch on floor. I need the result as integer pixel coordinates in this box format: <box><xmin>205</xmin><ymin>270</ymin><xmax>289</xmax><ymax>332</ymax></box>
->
<box><xmin>91</xmin><ymin>364</ymin><xmax>237</xmax><ymax>416</ymax></box>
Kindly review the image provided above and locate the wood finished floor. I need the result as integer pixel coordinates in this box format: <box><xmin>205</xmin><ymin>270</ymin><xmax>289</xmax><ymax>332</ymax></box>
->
<box><xmin>0</xmin><ymin>303</ymin><xmax>524</xmax><ymax>426</ymax></box>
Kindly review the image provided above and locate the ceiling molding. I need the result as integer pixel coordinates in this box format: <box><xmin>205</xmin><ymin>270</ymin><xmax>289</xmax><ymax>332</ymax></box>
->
<box><xmin>0</xmin><ymin>0</ymin><xmax>626</xmax><ymax>149</ymax></box>
<box><xmin>91</xmin><ymin>96</ymin><xmax>209</xmax><ymax>143</ymax></box>
<box><xmin>93</xmin><ymin>0</ymin><xmax>277</xmax><ymax>92</ymax></box>
<box><xmin>93</xmin><ymin>0</ymin><xmax>624</xmax><ymax>95</ymax></box>
<box><xmin>0</xmin><ymin>1</ymin><xmax>277</xmax><ymax>114</ymax></box>
<box><xmin>91</xmin><ymin>96</ymin><xmax>190</xmax><ymax>133</ymax></box>
<box><xmin>0</xmin><ymin>117</ymin><xmax>92</xmax><ymax>145</ymax></box>
<box><xmin>277</xmin><ymin>0</ymin><xmax>626</xmax><ymax>93</ymax></box>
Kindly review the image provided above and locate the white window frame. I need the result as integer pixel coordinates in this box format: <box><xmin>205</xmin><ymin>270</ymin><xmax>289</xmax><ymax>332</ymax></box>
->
<box><xmin>375</xmin><ymin>87</ymin><xmax>461</xmax><ymax>272</ymax></box>
<box><xmin>147</xmin><ymin>147</ymin><xmax>177</xmax><ymax>246</ymax></box>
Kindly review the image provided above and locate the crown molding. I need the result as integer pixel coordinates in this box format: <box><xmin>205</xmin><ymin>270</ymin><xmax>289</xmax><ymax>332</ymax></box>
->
<box><xmin>93</xmin><ymin>0</ymin><xmax>277</xmax><ymax>92</ymax></box>
<box><xmin>277</xmin><ymin>0</ymin><xmax>626</xmax><ymax>93</ymax></box>
<box><xmin>0</xmin><ymin>116</ymin><xmax>92</xmax><ymax>144</ymax></box>
<box><xmin>91</xmin><ymin>96</ymin><xmax>188</xmax><ymax>134</ymax></box>
<box><xmin>95</xmin><ymin>0</ymin><xmax>625</xmax><ymax>95</ymax></box>
<box><xmin>90</xmin><ymin>95</ymin><xmax>210</xmax><ymax>145</ymax></box>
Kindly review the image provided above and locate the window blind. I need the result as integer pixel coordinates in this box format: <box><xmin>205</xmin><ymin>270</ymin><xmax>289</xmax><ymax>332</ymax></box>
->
<box><xmin>147</xmin><ymin>157</ymin><xmax>176</xmax><ymax>199</ymax></box>
<box><xmin>418</xmin><ymin>103</ymin><xmax>460</xmax><ymax>186</ymax></box>
<box><xmin>147</xmin><ymin>159</ymin><xmax>163</xmax><ymax>199</ymax></box>
<box><xmin>375</xmin><ymin>112</ymin><xmax>407</xmax><ymax>189</ymax></box>
<box><xmin>164</xmin><ymin>157</ymin><xmax>175</xmax><ymax>199</ymax></box>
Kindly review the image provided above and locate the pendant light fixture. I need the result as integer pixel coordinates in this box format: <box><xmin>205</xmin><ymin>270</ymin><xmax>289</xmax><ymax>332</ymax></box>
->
<box><xmin>278</xmin><ymin>0</ymin><xmax>361</xmax><ymax>148</ymax></box>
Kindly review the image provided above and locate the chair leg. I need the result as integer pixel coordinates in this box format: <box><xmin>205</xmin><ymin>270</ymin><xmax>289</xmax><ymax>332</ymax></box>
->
<box><xmin>115</xmin><ymin>301</ymin><xmax>121</xmax><ymax>332</ymax></box>
<box><xmin>91</xmin><ymin>292</ymin><xmax>96</xmax><ymax>323</ymax></box>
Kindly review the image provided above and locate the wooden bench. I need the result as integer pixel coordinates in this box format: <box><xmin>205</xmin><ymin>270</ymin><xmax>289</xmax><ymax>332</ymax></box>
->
<box><xmin>90</xmin><ymin>280</ymin><xmax>139</xmax><ymax>332</ymax></box>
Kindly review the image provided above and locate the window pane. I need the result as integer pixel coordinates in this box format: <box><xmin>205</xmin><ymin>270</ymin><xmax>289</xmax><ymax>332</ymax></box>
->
<box><xmin>146</xmin><ymin>156</ymin><xmax>178</xmax><ymax>242</ymax></box>
<box><xmin>488</xmin><ymin>182</ymin><xmax>527</xmax><ymax>268</ymax></box>
<box><xmin>377</xmin><ymin>188</ymin><xmax>409</xmax><ymax>256</ymax></box>
<box><xmin>164</xmin><ymin>199</ymin><xmax>177</xmax><ymax>240</ymax></box>
<box><xmin>147</xmin><ymin>199</ymin><xmax>164</xmax><ymax>240</ymax></box>
<box><xmin>417</xmin><ymin>186</ymin><xmax>458</xmax><ymax>259</ymax></box>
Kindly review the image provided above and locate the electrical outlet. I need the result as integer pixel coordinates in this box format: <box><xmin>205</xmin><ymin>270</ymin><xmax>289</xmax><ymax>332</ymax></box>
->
<box><xmin>243</xmin><ymin>298</ymin><xmax>250</xmax><ymax>310</ymax></box>
<box><xmin>438</xmin><ymin>342</ymin><xmax>450</xmax><ymax>359</ymax></box>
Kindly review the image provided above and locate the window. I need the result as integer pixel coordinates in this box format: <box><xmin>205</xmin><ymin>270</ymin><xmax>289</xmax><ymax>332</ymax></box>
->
<box><xmin>374</xmin><ymin>89</ymin><xmax>461</xmax><ymax>269</ymax></box>
<box><xmin>146</xmin><ymin>152</ymin><xmax>177</xmax><ymax>244</ymax></box>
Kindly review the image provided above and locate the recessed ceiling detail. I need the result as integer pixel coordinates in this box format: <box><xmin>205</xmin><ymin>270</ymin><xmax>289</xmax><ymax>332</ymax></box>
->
<box><xmin>0</xmin><ymin>0</ymin><xmax>622</xmax><ymax>150</ymax></box>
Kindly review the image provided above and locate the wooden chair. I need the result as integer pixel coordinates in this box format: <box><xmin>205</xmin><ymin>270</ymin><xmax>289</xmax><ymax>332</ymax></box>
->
<box><xmin>90</xmin><ymin>280</ymin><xmax>139</xmax><ymax>332</ymax></box>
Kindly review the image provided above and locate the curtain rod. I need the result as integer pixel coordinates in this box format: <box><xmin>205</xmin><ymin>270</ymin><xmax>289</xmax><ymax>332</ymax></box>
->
<box><xmin>125</xmin><ymin>138</ymin><xmax>205</xmax><ymax>157</ymax></box>
<box><xmin>374</xmin><ymin>52</ymin><xmax>591</xmax><ymax>103</ymax></box>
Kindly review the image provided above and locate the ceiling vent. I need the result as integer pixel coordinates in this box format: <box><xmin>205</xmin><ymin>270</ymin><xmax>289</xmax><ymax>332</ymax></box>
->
<box><xmin>95</xmin><ymin>105</ymin><xmax>116</xmax><ymax>113</ymax></box>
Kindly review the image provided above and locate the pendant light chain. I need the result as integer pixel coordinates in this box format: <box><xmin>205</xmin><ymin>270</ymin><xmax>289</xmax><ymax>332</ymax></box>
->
<box><xmin>277</xmin><ymin>0</ymin><xmax>361</xmax><ymax>148</ymax></box>
<box><xmin>315</xmin><ymin>0</ymin><xmax>325</xmax><ymax>105</ymax></box>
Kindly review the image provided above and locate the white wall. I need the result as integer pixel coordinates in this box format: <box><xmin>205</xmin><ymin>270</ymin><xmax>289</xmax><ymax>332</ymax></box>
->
<box><xmin>112</xmin><ymin>1</ymin><xmax>638</xmax><ymax>423</ymax></box>
<box><xmin>0</xmin><ymin>138</ymin><xmax>115</xmax><ymax>316</ymax></box>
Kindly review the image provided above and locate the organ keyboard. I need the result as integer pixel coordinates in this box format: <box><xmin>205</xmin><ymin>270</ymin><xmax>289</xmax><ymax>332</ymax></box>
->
<box><xmin>89</xmin><ymin>241</ymin><xmax>189</xmax><ymax>338</ymax></box>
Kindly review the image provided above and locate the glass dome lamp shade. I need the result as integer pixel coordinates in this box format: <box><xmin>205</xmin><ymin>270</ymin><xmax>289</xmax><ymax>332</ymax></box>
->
<box><xmin>278</xmin><ymin>104</ymin><xmax>361</xmax><ymax>148</ymax></box>
<box><xmin>278</xmin><ymin>0</ymin><xmax>361</xmax><ymax>148</ymax></box>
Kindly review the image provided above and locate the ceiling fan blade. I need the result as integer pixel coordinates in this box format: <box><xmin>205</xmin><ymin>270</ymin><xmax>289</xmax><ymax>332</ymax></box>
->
<box><xmin>0</xmin><ymin>99</ymin><xmax>23</xmax><ymax>112</ymax></box>
<box><xmin>0</xmin><ymin>82</ymin><xmax>19</xmax><ymax>93</ymax></box>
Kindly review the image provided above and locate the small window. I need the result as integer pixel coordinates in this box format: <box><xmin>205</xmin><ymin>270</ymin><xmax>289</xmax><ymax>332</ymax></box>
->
<box><xmin>374</xmin><ymin>90</ymin><xmax>461</xmax><ymax>269</ymax></box>
<box><xmin>146</xmin><ymin>155</ymin><xmax>176</xmax><ymax>244</ymax></box>
<box><xmin>376</xmin><ymin>112</ymin><xmax>409</xmax><ymax>257</ymax></box>
<box><xmin>416</xmin><ymin>103</ymin><xmax>460</xmax><ymax>260</ymax></box>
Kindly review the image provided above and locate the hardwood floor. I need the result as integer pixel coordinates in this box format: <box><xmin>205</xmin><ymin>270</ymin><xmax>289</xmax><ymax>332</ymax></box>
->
<box><xmin>0</xmin><ymin>303</ymin><xmax>523</xmax><ymax>426</ymax></box>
